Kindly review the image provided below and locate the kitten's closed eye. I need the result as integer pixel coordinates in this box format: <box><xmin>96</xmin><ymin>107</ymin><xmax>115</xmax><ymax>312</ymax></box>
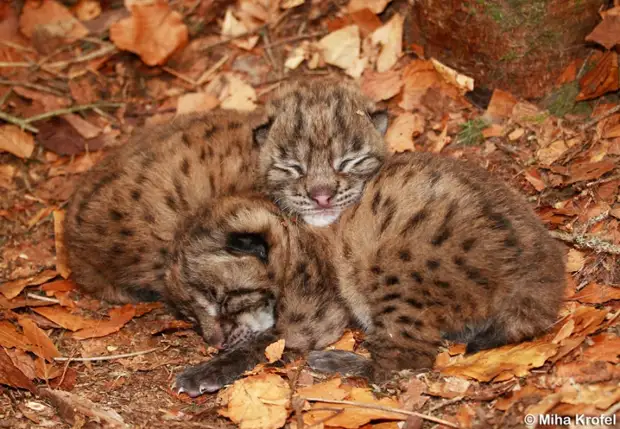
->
<box><xmin>336</xmin><ymin>155</ymin><xmax>382</xmax><ymax>176</ymax></box>
<box><xmin>273</xmin><ymin>162</ymin><xmax>305</xmax><ymax>178</ymax></box>
<box><xmin>225</xmin><ymin>232</ymin><xmax>269</xmax><ymax>262</ymax></box>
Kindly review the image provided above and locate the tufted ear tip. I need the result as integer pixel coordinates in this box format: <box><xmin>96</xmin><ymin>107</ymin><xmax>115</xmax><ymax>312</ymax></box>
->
<box><xmin>370</xmin><ymin>110</ymin><xmax>389</xmax><ymax>136</ymax></box>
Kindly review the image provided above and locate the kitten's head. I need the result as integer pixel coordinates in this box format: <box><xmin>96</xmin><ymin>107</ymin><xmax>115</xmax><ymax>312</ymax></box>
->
<box><xmin>165</xmin><ymin>195</ymin><xmax>287</xmax><ymax>348</ymax></box>
<box><xmin>256</xmin><ymin>79</ymin><xmax>388</xmax><ymax>227</ymax></box>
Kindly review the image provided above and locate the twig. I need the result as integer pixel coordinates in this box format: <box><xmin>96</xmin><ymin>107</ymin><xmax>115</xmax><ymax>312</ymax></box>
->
<box><xmin>580</xmin><ymin>104</ymin><xmax>620</xmax><ymax>130</ymax></box>
<box><xmin>0</xmin><ymin>111</ymin><xmax>40</xmax><ymax>133</ymax></box>
<box><xmin>0</xmin><ymin>78</ymin><xmax>66</xmax><ymax>96</ymax></box>
<box><xmin>0</xmin><ymin>61</ymin><xmax>31</xmax><ymax>68</ymax></box>
<box><xmin>263</xmin><ymin>31</ymin><xmax>327</xmax><ymax>49</ymax></box>
<box><xmin>203</xmin><ymin>24</ymin><xmax>268</xmax><ymax>51</ymax></box>
<box><xmin>300</xmin><ymin>397</ymin><xmax>460</xmax><ymax>428</ymax></box>
<box><xmin>162</xmin><ymin>66</ymin><xmax>197</xmax><ymax>87</ymax></box>
<box><xmin>23</xmin><ymin>102</ymin><xmax>123</xmax><ymax>124</ymax></box>
<box><xmin>47</xmin><ymin>45</ymin><xmax>118</xmax><ymax>69</ymax></box>
<box><xmin>549</xmin><ymin>230</ymin><xmax>620</xmax><ymax>255</ymax></box>
<box><xmin>0</xmin><ymin>40</ymin><xmax>36</xmax><ymax>54</ymax></box>
<box><xmin>54</xmin><ymin>347</ymin><xmax>162</xmax><ymax>362</ymax></box>
<box><xmin>428</xmin><ymin>396</ymin><xmax>464</xmax><ymax>412</ymax></box>
<box><xmin>26</xmin><ymin>293</ymin><xmax>60</xmax><ymax>303</ymax></box>
<box><xmin>196</xmin><ymin>54</ymin><xmax>229</xmax><ymax>86</ymax></box>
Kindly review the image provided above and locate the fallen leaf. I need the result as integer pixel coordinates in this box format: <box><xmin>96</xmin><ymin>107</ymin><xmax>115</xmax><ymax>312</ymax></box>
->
<box><xmin>39</xmin><ymin>388</ymin><xmax>127</xmax><ymax>427</ymax></box>
<box><xmin>427</xmin><ymin>376</ymin><xmax>471</xmax><ymax>399</ymax></box>
<box><xmin>577</xmin><ymin>51</ymin><xmax>619</xmax><ymax>101</ymax></box>
<box><xmin>566</xmin><ymin>249</ymin><xmax>585</xmax><ymax>272</ymax></box>
<box><xmin>360</xmin><ymin>69</ymin><xmax>403</xmax><ymax>102</ymax></box>
<box><xmin>399</xmin><ymin>377</ymin><xmax>428</xmax><ymax>410</ymax></box>
<box><xmin>554</xmin><ymin>360</ymin><xmax>620</xmax><ymax>384</ymax></box>
<box><xmin>318</xmin><ymin>25</ymin><xmax>361</xmax><ymax>71</ymax></box>
<box><xmin>552</xmin><ymin>319</ymin><xmax>574</xmax><ymax>344</ymax></box>
<box><xmin>19</xmin><ymin>0</ymin><xmax>88</xmax><ymax>42</ymax></box>
<box><xmin>18</xmin><ymin>316</ymin><xmax>62</xmax><ymax>361</ymax></box>
<box><xmin>348</xmin><ymin>0</ymin><xmax>392</xmax><ymax>14</ymax></box>
<box><xmin>583</xmin><ymin>333</ymin><xmax>620</xmax><ymax>364</ymax></box>
<box><xmin>559</xmin><ymin>383</ymin><xmax>620</xmax><ymax>410</ymax></box>
<box><xmin>483</xmin><ymin>89</ymin><xmax>517</xmax><ymax>123</ymax></box>
<box><xmin>35</xmin><ymin>357</ymin><xmax>62</xmax><ymax>380</ymax></box>
<box><xmin>304</xmin><ymin>387</ymin><xmax>405</xmax><ymax>428</ymax></box>
<box><xmin>439</xmin><ymin>341</ymin><xmax>558</xmax><ymax>382</ymax></box>
<box><xmin>217</xmin><ymin>74</ymin><xmax>257</xmax><ymax>112</ymax></box>
<box><xmin>221</xmin><ymin>8</ymin><xmax>259</xmax><ymax>51</ymax></box>
<box><xmin>431</xmin><ymin>124</ymin><xmax>449</xmax><ymax>153</ymax></box>
<box><xmin>62</xmin><ymin>114</ymin><xmax>101</xmax><ymax>139</ymax></box>
<box><xmin>149</xmin><ymin>319</ymin><xmax>193</xmax><ymax>335</ymax></box>
<box><xmin>431</xmin><ymin>58</ymin><xmax>474</xmax><ymax>93</ymax></box>
<box><xmin>585</xmin><ymin>15</ymin><xmax>620</xmax><ymax>50</ymax></box>
<box><xmin>565</xmin><ymin>159</ymin><xmax>616</xmax><ymax>184</ymax></box>
<box><xmin>176</xmin><ymin>92</ymin><xmax>220</xmax><ymax>115</ymax></box>
<box><xmin>219</xmin><ymin>373</ymin><xmax>291</xmax><ymax>429</ymax></box>
<box><xmin>371</xmin><ymin>13</ymin><xmax>403</xmax><ymax>73</ymax></box>
<box><xmin>0</xmin><ymin>348</ymin><xmax>36</xmax><ymax>392</ymax></box>
<box><xmin>0</xmin><ymin>125</ymin><xmax>35</xmax><ymax>159</ymax></box>
<box><xmin>134</xmin><ymin>301</ymin><xmax>164</xmax><ymax>317</ymax></box>
<box><xmin>0</xmin><ymin>320</ymin><xmax>32</xmax><ymax>350</ymax></box>
<box><xmin>327</xmin><ymin>330</ymin><xmax>356</xmax><ymax>351</ymax></box>
<box><xmin>495</xmin><ymin>384</ymin><xmax>549</xmax><ymax>411</ymax></box>
<box><xmin>72</xmin><ymin>304</ymin><xmax>136</xmax><ymax>340</ymax></box>
<box><xmin>5</xmin><ymin>348</ymin><xmax>37</xmax><ymax>380</ymax></box>
<box><xmin>537</xmin><ymin>140</ymin><xmax>569</xmax><ymax>166</ymax></box>
<box><xmin>385</xmin><ymin>113</ymin><xmax>423</xmax><ymax>153</ymax></box>
<box><xmin>280</xmin><ymin>0</ymin><xmax>304</xmax><ymax>10</ymax></box>
<box><xmin>42</xmin><ymin>279</ymin><xmax>76</xmax><ymax>295</ymax></box>
<box><xmin>482</xmin><ymin>124</ymin><xmax>504</xmax><ymax>138</ymax></box>
<box><xmin>296</xmin><ymin>378</ymin><xmax>347</xmax><ymax>401</ymax></box>
<box><xmin>570</xmin><ymin>283</ymin><xmax>620</xmax><ymax>304</ymax></box>
<box><xmin>0</xmin><ymin>270</ymin><xmax>58</xmax><ymax>300</ymax></box>
<box><xmin>110</xmin><ymin>0</ymin><xmax>188</xmax><ymax>66</ymax></box>
<box><xmin>53</xmin><ymin>210</ymin><xmax>71</xmax><ymax>279</ymax></box>
<box><xmin>265</xmin><ymin>339</ymin><xmax>285</xmax><ymax>363</ymax></box>
<box><xmin>399</xmin><ymin>60</ymin><xmax>440</xmax><ymax>110</ymax></box>
<box><xmin>33</xmin><ymin>306</ymin><xmax>96</xmax><ymax>331</ymax></box>
<box><xmin>524</xmin><ymin>168</ymin><xmax>546</xmax><ymax>192</ymax></box>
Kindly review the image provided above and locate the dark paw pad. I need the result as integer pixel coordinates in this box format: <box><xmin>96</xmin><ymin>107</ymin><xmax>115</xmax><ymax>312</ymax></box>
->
<box><xmin>174</xmin><ymin>361</ymin><xmax>231</xmax><ymax>397</ymax></box>
<box><xmin>307</xmin><ymin>350</ymin><xmax>372</xmax><ymax>377</ymax></box>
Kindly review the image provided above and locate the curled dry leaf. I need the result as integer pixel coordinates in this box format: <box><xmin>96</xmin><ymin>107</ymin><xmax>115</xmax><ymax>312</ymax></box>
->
<box><xmin>438</xmin><ymin>340</ymin><xmax>559</xmax><ymax>382</ymax></box>
<box><xmin>385</xmin><ymin>113</ymin><xmax>424</xmax><ymax>153</ymax></box>
<box><xmin>371</xmin><ymin>13</ymin><xmax>403</xmax><ymax>73</ymax></box>
<box><xmin>0</xmin><ymin>125</ymin><xmax>35</xmax><ymax>159</ymax></box>
<box><xmin>0</xmin><ymin>270</ymin><xmax>58</xmax><ymax>300</ymax></box>
<box><xmin>6</xmin><ymin>348</ymin><xmax>37</xmax><ymax>380</ymax></box>
<box><xmin>222</xmin><ymin>8</ymin><xmax>259</xmax><ymax>51</ymax></box>
<box><xmin>110</xmin><ymin>0</ymin><xmax>188</xmax><ymax>66</ymax></box>
<box><xmin>53</xmin><ymin>210</ymin><xmax>71</xmax><ymax>279</ymax></box>
<box><xmin>0</xmin><ymin>348</ymin><xmax>36</xmax><ymax>392</ymax></box>
<box><xmin>218</xmin><ymin>373</ymin><xmax>291</xmax><ymax>429</ymax></box>
<box><xmin>431</xmin><ymin>58</ymin><xmax>474</xmax><ymax>93</ymax></box>
<box><xmin>399</xmin><ymin>60</ymin><xmax>440</xmax><ymax>111</ymax></box>
<box><xmin>265</xmin><ymin>339</ymin><xmax>285</xmax><ymax>363</ymax></box>
<box><xmin>19</xmin><ymin>0</ymin><xmax>88</xmax><ymax>42</ymax></box>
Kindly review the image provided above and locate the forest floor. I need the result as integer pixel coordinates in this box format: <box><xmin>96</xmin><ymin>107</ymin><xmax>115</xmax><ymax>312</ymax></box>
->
<box><xmin>1</xmin><ymin>1</ymin><xmax>619</xmax><ymax>428</ymax></box>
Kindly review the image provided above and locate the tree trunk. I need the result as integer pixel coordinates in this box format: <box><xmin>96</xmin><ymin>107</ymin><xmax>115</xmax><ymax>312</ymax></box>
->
<box><xmin>411</xmin><ymin>0</ymin><xmax>607</xmax><ymax>99</ymax></box>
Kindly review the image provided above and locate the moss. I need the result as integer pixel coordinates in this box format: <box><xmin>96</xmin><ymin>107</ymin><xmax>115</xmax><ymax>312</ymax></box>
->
<box><xmin>542</xmin><ymin>82</ymin><xmax>579</xmax><ymax>117</ymax></box>
<box><xmin>458</xmin><ymin>118</ymin><xmax>489</xmax><ymax>146</ymax></box>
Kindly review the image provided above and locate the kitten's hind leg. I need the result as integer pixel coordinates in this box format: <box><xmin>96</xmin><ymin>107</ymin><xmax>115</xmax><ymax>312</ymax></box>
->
<box><xmin>442</xmin><ymin>319</ymin><xmax>509</xmax><ymax>354</ymax></box>
<box><xmin>307</xmin><ymin>350</ymin><xmax>373</xmax><ymax>378</ymax></box>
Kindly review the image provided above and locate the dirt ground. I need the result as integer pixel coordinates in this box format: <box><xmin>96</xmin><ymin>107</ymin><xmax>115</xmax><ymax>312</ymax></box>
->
<box><xmin>1</xmin><ymin>1</ymin><xmax>620</xmax><ymax>428</ymax></box>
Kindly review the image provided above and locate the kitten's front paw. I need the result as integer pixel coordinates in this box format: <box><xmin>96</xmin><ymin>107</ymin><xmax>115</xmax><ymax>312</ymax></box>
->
<box><xmin>307</xmin><ymin>350</ymin><xmax>372</xmax><ymax>377</ymax></box>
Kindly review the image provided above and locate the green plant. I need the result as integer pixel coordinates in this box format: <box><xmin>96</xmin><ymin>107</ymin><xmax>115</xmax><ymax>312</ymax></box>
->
<box><xmin>458</xmin><ymin>118</ymin><xmax>489</xmax><ymax>146</ymax></box>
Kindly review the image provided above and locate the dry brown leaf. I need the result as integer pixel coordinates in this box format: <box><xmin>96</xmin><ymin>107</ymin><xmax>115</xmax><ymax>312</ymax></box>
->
<box><xmin>39</xmin><ymin>388</ymin><xmax>127</xmax><ymax>427</ymax></box>
<box><xmin>218</xmin><ymin>74</ymin><xmax>257</xmax><ymax>112</ymax></box>
<box><xmin>303</xmin><ymin>388</ymin><xmax>405</xmax><ymax>428</ymax></box>
<box><xmin>566</xmin><ymin>249</ymin><xmax>585</xmax><ymax>272</ymax></box>
<box><xmin>280</xmin><ymin>0</ymin><xmax>304</xmax><ymax>10</ymax></box>
<box><xmin>62</xmin><ymin>114</ymin><xmax>101</xmax><ymax>139</ymax></box>
<box><xmin>431</xmin><ymin>58</ymin><xmax>474</xmax><ymax>93</ymax></box>
<box><xmin>565</xmin><ymin>159</ymin><xmax>616</xmax><ymax>184</ymax></box>
<box><xmin>33</xmin><ymin>306</ymin><xmax>97</xmax><ymax>332</ymax></box>
<box><xmin>110</xmin><ymin>0</ymin><xmax>188</xmax><ymax>66</ymax></box>
<box><xmin>385</xmin><ymin>113</ymin><xmax>423</xmax><ymax>153</ymax></box>
<box><xmin>348</xmin><ymin>0</ymin><xmax>392</xmax><ymax>14</ymax></box>
<box><xmin>0</xmin><ymin>125</ymin><xmax>35</xmax><ymax>159</ymax></box>
<box><xmin>53</xmin><ymin>210</ymin><xmax>71</xmax><ymax>279</ymax></box>
<box><xmin>221</xmin><ymin>8</ymin><xmax>259</xmax><ymax>51</ymax></box>
<box><xmin>327</xmin><ymin>330</ymin><xmax>356</xmax><ymax>351</ymax></box>
<box><xmin>431</xmin><ymin>124</ymin><xmax>449</xmax><ymax>153</ymax></box>
<box><xmin>585</xmin><ymin>15</ymin><xmax>620</xmax><ymax>49</ymax></box>
<box><xmin>218</xmin><ymin>373</ymin><xmax>291</xmax><ymax>429</ymax></box>
<box><xmin>482</xmin><ymin>124</ymin><xmax>503</xmax><ymax>138</ymax></box>
<box><xmin>438</xmin><ymin>341</ymin><xmax>559</xmax><ymax>382</ymax></box>
<box><xmin>72</xmin><ymin>304</ymin><xmax>136</xmax><ymax>340</ymax></box>
<box><xmin>524</xmin><ymin>168</ymin><xmax>546</xmax><ymax>192</ymax></box>
<box><xmin>296</xmin><ymin>378</ymin><xmax>347</xmax><ymax>401</ymax></box>
<box><xmin>0</xmin><ymin>348</ymin><xmax>36</xmax><ymax>392</ymax></box>
<box><xmin>483</xmin><ymin>89</ymin><xmax>517</xmax><ymax>123</ymax></box>
<box><xmin>360</xmin><ymin>69</ymin><xmax>403</xmax><ymax>102</ymax></box>
<box><xmin>72</xmin><ymin>0</ymin><xmax>101</xmax><ymax>21</ymax></box>
<box><xmin>0</xmin><ymin>320</ymin><xmax>32</xmax><ymax>351</ymax></box>
<box><xmin>318</xmin><ymin>25</ymin><xmax>361</xmax><ymax>71</ymax></box>
<box><xmin>570</xmin><ymin>283</ymin><xmax>620</xmax><ymax>304</ymax></box>
<box><xmin>5</xmin><ymin>348</ymin><xmax>37</xmax><ymax>380</ymax></box>
<box><xmin>371</xmin><ymin>13</ymin><xmax>403</xmax><ymax>73</ymax></box>
<box><xmin>18</xmin><ymin>316</ymin><xmax>61</xmax><ymax>362</ymax></box>
<box><xmin>577</xmin><ymin>50</ymin><xmax>619</xmax><ymax>101</ymax></box>
<box><xmin>537</xmin><ymin>140</ymin><xmax>570</xmax><ymax>166</ymax></box>
<box><xmin>35</xmin><ymin>357</ymin><xmax>62</xmax><ymax>380</ymax></box>
<box><xmin>20</xmin><ymin>0</ymin><xmax>88</xmax><ymax>42</ymax></box>
<box><xmin>265</xmin><ymin>339</ymin><xmax>285</xmax><ymax>363</ymax></box>
<box><xmin>583</xmin><ymin>333</ymin><xmax>620</xmax><ymax>363</ymax></box>
<box><xmin>42</xmin><ymin>279</ymin><xmax>76</xmax><ymax>295</ymax></box>
<box><xmin>0</xmin><ymin>270</ymin><xmax>58</xmax><ymax>300</ymax></box>
<box><xmin>558</xmin><ymin>383</ymin><xmax>620</xmax><ymax>410</ymax></box>
<box><xmin>176</xmin><ymin>92</ymin><xmax>220</xmax><ymax>115</ymax></box>
<box><xmin>399</xmin><ymin>60</ymin><xmax>440</xmax><ymax>110</ymax></box>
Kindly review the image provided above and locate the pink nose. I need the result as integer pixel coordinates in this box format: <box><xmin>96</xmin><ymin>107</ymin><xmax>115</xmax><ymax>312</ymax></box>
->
<box><xmin>309</xmin><ymin>187</ymin><xmax>334</xmax><ymax>208</ymax></box>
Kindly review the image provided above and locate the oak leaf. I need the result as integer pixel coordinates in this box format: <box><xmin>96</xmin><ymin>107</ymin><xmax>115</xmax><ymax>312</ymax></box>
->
<box><xmin>110</xmin><ymin>0</ymin><xmax>188</xmax><ymax>66</ymax></box>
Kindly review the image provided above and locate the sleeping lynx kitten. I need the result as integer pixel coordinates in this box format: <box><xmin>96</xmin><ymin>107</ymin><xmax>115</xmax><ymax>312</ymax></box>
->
<box><xmin>64</xmin><ymin>79</ymin><xmax>387</xmax><ymax>345</ymax></box>
<box><xmin>169</xmin><ymin>152</ymin><xmax>566</xmax><ymax>396</ymax></box>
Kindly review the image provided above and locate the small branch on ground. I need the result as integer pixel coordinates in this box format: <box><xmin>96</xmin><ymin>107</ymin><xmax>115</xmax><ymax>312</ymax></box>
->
<box><xmin>549</xmin><ymin>230</ymin><xmax>620</xmax><ymax>255</ymax></box>
<box><xmin>24</xmin><ymin>102</ymin><xmax>124</xmax><ymax>124</ymax></box>
<box><xmin>0</xmin><ymin>111</ymin><xmax>40</xmax><ymax>133</ymax></box>
<box><xmin>300</xmin><ymin>397</ymin><xmax>460</xmax><ymax>428</ymax></box>
<box><xmin>54</xmin><ymin>347</ymin><xmax>162</xmax><ymax>362</ymax></box>
<box><xmin>26</xmin><ymin>293</ymin><xmax>60</xmax><ymax>304</ymax></box>
<box><xmin>0</xmin><ymin>78</ymin><xmax>67</xmax><ymax>96</ymax></box>
<box><xmin>581</xmin><ymin>104</ymin><xmax>620</xmax><ymax>130</ymax></box>
<box><xmin>263</xmin><ymin>31</ymin><xmax>327</xmax><ymax>49</ymax></box>
<box><xmin>47</xmin><ymin>45</ymin><xmax>118</xmax><ymax>69</ymax></box>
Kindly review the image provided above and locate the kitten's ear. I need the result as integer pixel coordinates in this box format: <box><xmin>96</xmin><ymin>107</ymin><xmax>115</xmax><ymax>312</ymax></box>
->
<box><xmin>225</xmin><ymin>232</ymin><xmax>269</xmax><ymax>263</ymax></box>
<box><xmin>253</xmin><ymin>119</ymin><xmax>273</xmax><ymax>146</ymax></box>
<box><xmin>369</xmin><ymin>110</ymin><xmax>389</xmax><ymax>136</ymax></box>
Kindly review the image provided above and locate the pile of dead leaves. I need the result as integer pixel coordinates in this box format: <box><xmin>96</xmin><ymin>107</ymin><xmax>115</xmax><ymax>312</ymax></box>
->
<box><xmin>1</xmin><ymin>0</ymin><xmax>619</xmax><ymax>428</ymax></box>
